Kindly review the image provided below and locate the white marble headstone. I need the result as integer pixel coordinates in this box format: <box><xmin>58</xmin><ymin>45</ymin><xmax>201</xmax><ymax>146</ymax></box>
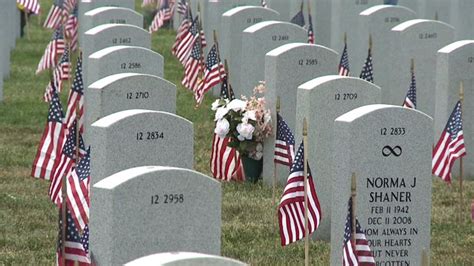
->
<box><xmin>261</xmin><ymin>43</ymin><xmax>338</xmax><ymax>187</ymax></box>
<box><xmin>295</xmin><ymin>76</ymin><xmax>381</xmax><ymax>241</ymax></box>
<box><xmin>331</xmin><ymin>105</ymin><xmax>433</xmax><ymax>265</ymax></box>
<box><xmin>435</xmin><ymin>40</ymin><xmax>474</xmax><ymax>179</ymax></box>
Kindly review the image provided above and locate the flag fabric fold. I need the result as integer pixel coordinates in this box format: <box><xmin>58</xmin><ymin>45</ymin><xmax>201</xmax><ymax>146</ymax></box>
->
<box><xmin>274</xmin><ymin>113</ymin><xmax>296</xmax><ymax>167</ymax></box>
<box><xmin>56</xmin><ymin>208</ymin><xmax>91</xmax><ymax>265</ymax></box>
<box><xmin>36</xmin><ymin>26</ymin><xmax>66</xmax><ymax>74</ymax></box>
<box><xmin>402</xmin><ymin>69</ymin><xmax>416</xmax><ymax>109</ymax></box>
<box><xmin>194</xmin><ymin>44</ymin><xmax>225</xmax><ymax>105</ymax></box>
<box><xmin>342</xmin><ymin>198</ymin><xmax>376</xmax><ymax>266</ymax></box>
<box><xmin>67</xmin><ymin>147</ymin><xmax>91</xmax><ymax>231</ymax></box>
<box><xmin>339</xmin><ymin>43</ymin><xmax>350</xmax><ymax>76</ymax></box>
<box><xmin>210</xmin><ymin>76</ymin><xmax>244</xmax><ymax>182</ymax></box>
<box><xmin>64</xmin><ymin>55</ymin><xmax>84</xmax><ymax>134</ymax></box>
<box><xmin>31</xmin><ymin>89</ymin><xmax>67</xmax><ymax>180</ymax></box>
<box><xmin>432</xmin><ymin>101</ymin><xmax>466</xmax><ymax>183</ymax></box>
<box><xmin>359</xmin><ymin>48</ymin><xmax>373</xmax><ymax>83</ymax></box>
<box><xmin>278</xmin><ymin>142</ymin><xmax>322</xmax><ymax>246</ymax></box>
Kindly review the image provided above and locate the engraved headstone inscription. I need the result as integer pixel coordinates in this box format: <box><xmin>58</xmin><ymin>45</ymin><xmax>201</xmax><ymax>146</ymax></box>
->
<box><xmin>91</xmin><ymin>166</ymin><xmax>221</xmax><ymax>265</ymax></box>
<box><xmin>90</xmin><ymin>110</ymin><xmax>194</xmax><ymax>184</ymax></box>
<box><xmin>239</xmin><ymin>21</ymin><xmax>307</xmax><ymax>98</ymax></box>
<box><xmin>86</xmin><ymin>45</ymin><xmax>164</xmax><ymax>88</ymax></box>
<box><xmin>78</xmin><ymin>0</ymin><xmax>135</xmax><ymax>48</ymax></box>
<box><xmin>261</xmin><ymin>43</ymin><xmax>338</xmax><ymax>187</ymax></box>
<box><xmin>295</xmin><ymin>76</ymin><xmax>381</xmax><ymax>241</ymax></box>
<box><xmin>220</xmin><ymin>6</ymin><xmax>280</xmax><ymax>97</ymax></box>
<box><xmin>82</xmin><ymin>7</ymin><xmax>143</xmax><ymax>34</ymax></box>
<box><xmin>435</xmin><ymin>40</ymin><xmax>474</xmax><ymax>179</ymax></box>
<box><xmin>359</xmin><ymin>5</ymin><xmax>416</xmax><ymax>96</ymax></box>
<box><xmin>330</xmin><ymin>105</ymin><xmax>433</xmax><ymax>265</ymax></box>
<box><xmin>86</xmin><ymin>73</ymin><xmax>176</xmax><ymax>131</ymax></box>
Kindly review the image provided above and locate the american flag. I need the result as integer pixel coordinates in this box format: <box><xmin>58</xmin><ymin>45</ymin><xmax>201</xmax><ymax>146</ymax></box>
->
<box><xmin>43</xmin><ymin>0</ymin><xmax>69</xmax><ymax>29</ymax></box>
<box><xmin>49</xmin><ymin>121</ymin><xmax>85</xmax><ymax>206</ymax></box>
<box><xmin>67</xmin><ymin>147</ymin><xmax>91</xmax><ymax>231</ymax></box>
<box><xmin>342</xmin><ymin>198</ymin><xmax>376</xmax><ymax>266</ymax></box>
<box><xmin>176</xmin><ymin>0</ymin><xmax>187</xmax><ymax>15</ymax></box>
<box><xmin>172</xmin><ymin>11</ymin><xmax>192</xmax><ymax>57</ymax></box>
<box><xmin>210</xmin><ymin>76</ymin><xmax>244</xmax><ymax>182</ymax></box>
<box><xmin>359</xmin><ymin>48</ymin><xmax>373</xmax><ymax>83</ymax></box>
<box><xmin>53</xmin><ymin>46</ymin><xmax>71</xmax><ymax>93</ymax></box>
<box><xmin>432</xmin><ymin>101</ymin><xmax>466</xmax><ymax>183</ymax></box>
<box><xmin>56</xmin><ymin>208</ymin><xmax>91</xmax><ymax>265</ymax></box>
<box><xmin>149</xmin><ymin>0</ymin><xmax>173</xmax><ymax>33</ymax></box>
<box><xmin>278</xmin><ymin>142</ymin><xmax>322</xmax><ymax>246</ymax></box>
<box><xmin>44</xmin><ymin>80</ymin><xmax>59</xmax><ymax>103</ymax></box>
<box><xmin>65</xmin><ymin>55</ymin><xmax>84</xmax><ymax>134</ymax></box>
<box><xmin>175</xmin><ymin>17</ymin><xmax>199</xmax><ymax>65</ymax></box>
<box><xmin>274</xmin><ymin>113</ymin><xmax>295</xmax><ymax>167</ymax></box>
<box><xmin>17</xmin><ymin>0</ymin><xmax>40</xmax><ymax>15</ymax></box>
<box><xmin>338</xmin><ymin>43</ymin><xmax>350</xmax><ymax>76</ymax></box>
<box><xmin>181</xmin><ymin>39</ymin><xmax>203</xmax><ymax>92</ymax></box>
<box><xmin>142</xmin><ymin>0</ymin><xmax>156</xmax><ymax>7</ymax></box>
<box><xmin>402</xmin><ymin>69</ymin><xmax>416</xmax><ymax>109</ymax></box>
<box><xmin>307</xmin><ymin>14</ymin><xmax>315</xmax><ymax>44</ymax></box>
<box><xmin>31</xmin><ymin>89</ymin><xmax>66</xmax><ymax>180</ymax></box>
<box><xmin>290</xmin><ymin>9</ymin><xmax>305</xmax><ymax>27</ymax></box>
<box><xmin>194</xmin><ymin>44</ymin><xmax>225</xmax><ymax>105</ymax></box>
<box><xmin>65</xmin><ymin>5</ymin><xmax>79</xmax><ymax>51</ymax></box>
<box><xmin>36</xmin><ymin>26</ymin><xmax>66</xmax><ymax>74</ymax></box>
<box><xmin>200</xmin><ymin>28</ymin><xmax>207</xmax><ymax>48</ymax></box>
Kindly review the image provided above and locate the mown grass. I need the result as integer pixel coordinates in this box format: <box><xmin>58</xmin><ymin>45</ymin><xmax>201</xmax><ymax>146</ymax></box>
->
<box><xmin>0</xmin><ymin>1</ymin><xmax>473</xmax><ymax>265</ymax></box>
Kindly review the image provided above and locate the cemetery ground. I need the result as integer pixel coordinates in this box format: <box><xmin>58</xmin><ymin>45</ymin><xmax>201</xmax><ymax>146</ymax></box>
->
<box><xmin>1</xmin><ymin>2</ymin><xmax>473</xmax><ymax>265</ymax></box>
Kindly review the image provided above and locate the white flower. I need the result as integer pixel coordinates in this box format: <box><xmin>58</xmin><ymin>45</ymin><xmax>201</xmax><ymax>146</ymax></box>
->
<box><xmin>254</xmin><ymin>151</ymin><xmax>263</xmax><ymax>160</ymax></box>
<box><xmin>263</xmin><ymin>111</ymin><xmax>271</xmax><ymax>124</ymax></box>
<box><xmin>214</xmin><ymin>118</ymin><xmax>230</xmax><ymax>138</ymax></box>
<box><xmin>237</xmin><ymin>123</ymin><xmax>255</xmax><ymax>140</ymax></box>
<box><xmin>242</xmin><ymin>110</ymin><xmax>257</xmax><ymax>123</ymax></box>
<box><xmin>256</xmin><ymin>142</ymin><xmax>263</xmax><ymax>152</ymax></box>
<box><xmin>237</xmin><ymin>134</ymin><xmax>245</xmax><ymax>141</ymax></box>
<box><xmin>227</xmin><ymin>99</ymin><xmax>247</xmax><ymax>112</ymax></box>
<box><xmin>214</xmin><ymin>106</ymin><xmax>230</xmax><ymax>121</ymax></box>
<box><xmin>211</xmin><ymin>99</ymin><xmax>221</xmax><ymax>111</ymax></box>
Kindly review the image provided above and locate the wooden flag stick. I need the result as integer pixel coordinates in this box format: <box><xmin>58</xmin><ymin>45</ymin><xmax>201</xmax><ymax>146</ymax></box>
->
<box><xmin>351</xmin><ymin>172</ymin><xmax>357</xmax><ymax>244</ymax></box>
<box><xmin>421</xmin><ymin>248</ymin><xmax>430</xmax><ymax>266</ymax></box>
<box><xmin>344</xmin><ymin>32</ymin><xmax>347</xmax><ymax>46</ymax></box>
<box><xmin>434</xmin><ymin>11</ymin><xmax>439</xmax><ymax>21</ymax></box>
<box><xmin>273</xmin><ymin>96</ymin><xmax>281</xmax><ymax>207</ymax></box>
<box><xmin>307</xmin><ymin>0</ymin><xmax>311</xmax><ymax>14</ymax></box>
<box><xmin>411</xmin><ymin>58</ymin><xmax>415</xmax><ymax>74</ymax></box>
<box><xmin>303</xmin><ymin>118</ymin><xmax>309</xmax><ymax>266</ymax></box>
<box><xmin>300</xmin><ymin>0</ymin><xmax>304</xmax><ymax>12</ymax></box>
<box><xmin>25</xmin><ymin>11</ymin><xmax>31</xmax><ymax>40</ymax></box>
<box><xmin>369</xmin><ymin>34</ymin><xmax>373</xmax><ymax>51</ymax></box>
<box><xmin>61</xmin><ymin>173</ymin><xmax>67</xmax><ymax>266</ymax></box>
<box><xmin>459</xmin><ymin>81</ymin><xmax>464</xmax><ymax>222</ymax></box>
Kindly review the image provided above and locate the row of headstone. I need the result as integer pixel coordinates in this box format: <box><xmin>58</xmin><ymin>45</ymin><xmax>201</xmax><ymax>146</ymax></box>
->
<box><xmin>0</xmin><ymin>1</ymin><xmax>22</xmax><ymax>102</ymax></box>
<box><xmin>76</xmin><ymin>2</ymin><xmax>225</xmax><ymax>264</ymax></box>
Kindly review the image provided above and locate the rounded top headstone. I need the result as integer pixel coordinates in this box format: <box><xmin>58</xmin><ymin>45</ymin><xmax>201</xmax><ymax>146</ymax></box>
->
<box><xmin>222</xmin><ymin>5</ymin><xmax>279</xmax><ymax>17</ymax></box>
<box><xmin>85</xmin><ymin>6</ymin><xmax>139</xmax><ymax>16</ymax></box>
<box><xmin>243</xmin><ymin>20</ymin><xmax>301</xmax><ymax>33</ymax></box>
<box><xmin>299</xmin><ymin>75</ymin><xmax>381</xmax><ymax>92</ymax></box>
<box><xmin>266</xmin><ymin>43</ymin><xmax>338</xmax><ymax>57</ymax></box>
<box><xmin>336</xmin><ymin>104</ymin><xmax>432</xmax><ymax>123</ymax></box>
<box><xmin>85</xmin><ymin>23</ymin><xmax>145</xmax><ymax>35</ymax></box>
<box><xmin>360</xmin><ymin>4</ymin><xmax>416</xmax><ymax>16</ymax></box>
<box><xmin>91</xmin><ymin>109</ymin><xmax>191</xmax><ymax>128</ymax></box>
<box><xmin>392</xmin><ymin>19</ymin><xmax>454</xmax><ymax>32</ymax></box>
<box><xmin>438</xmin><ymin>40</ymin><xmax>474</xmax><ymax>54</ymax></box>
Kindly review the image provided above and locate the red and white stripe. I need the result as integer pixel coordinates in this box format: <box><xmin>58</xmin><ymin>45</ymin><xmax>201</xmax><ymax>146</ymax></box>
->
<box><xmin>43</xmin><ymin>5</ymin><xmax>65</xmax><ymax>29</ymax></box>
<box><xmin>31</xmin><ymin>123</ymin><xmax>66</xmax><ymax>180</ymax></box>
<box><xmin>67</xmin><ymin>171</ymin><xmax>90</xmax><ymax>230</ymax></box>
<box><xmin>210</xmin><ymin>135</ymin><xmax>244</xmax><ymax>182</ymax></box>
<box><xmin>432</xmin><ymin>130</ymin><xmax>466</xmax><ymax>183</ymax></box>
<box><xmin>65</xmin><ymin>93</ymin><xmax>84</xmax><ymax>134</ymax></box>
<box><xmin>57</xmin><ymin>242</ymin><xmax>91</xmax><ymax>265</ymax></box>
<box><xmin>354</xmin><ymin>232</ymin><xmax>376</xmax><ymax>264</ymax></box>
<box><xmin>182</xmin><ymin>57</ymin><xmax>202</xmax><ymax>92</ymax></box>
<box><xmin>278</xmin><ymin>171</ymin><xmax>321</xmax><ymax>246</ymax></box>
<box><xmin>175</xmin><ymin>31</ymin><xmax>198</xmax><ymax>64</ymax></box>
<box><xmin>274</xmin><ymin>140</ymin><xmax>295</xmax><ymax>166</ymax></box>
<box><xmin>17</xmin><ymin>0</ymin><xmax>40</xmax><ymax>15</ymax></box>
<box><xmin>36</xmin><ymin>39</ymin><xmax>65</xmax><ymax>74</ymax></box>
<box><xmin>194</xmin><ymin>63</ymin><xmax>224</xmax><ymax>104</ymax></box>
<box><xmin>65</xmin><ymin>15</ymin><xmax>78</xmax><ymax>51</ymax></box>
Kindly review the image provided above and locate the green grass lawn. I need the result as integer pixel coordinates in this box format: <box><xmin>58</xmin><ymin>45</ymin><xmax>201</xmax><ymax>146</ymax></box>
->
<box><xmin>0</xmin><ymin>1</ymin><xmax>473</xmax><ymax>265</ymax></box>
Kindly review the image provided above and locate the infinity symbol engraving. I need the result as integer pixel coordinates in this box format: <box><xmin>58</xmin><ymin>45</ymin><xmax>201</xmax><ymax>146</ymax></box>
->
<box><xmin>382</xmin><ymin>146</ymin><xmax>402</xmax><ymax>157</ymax></box>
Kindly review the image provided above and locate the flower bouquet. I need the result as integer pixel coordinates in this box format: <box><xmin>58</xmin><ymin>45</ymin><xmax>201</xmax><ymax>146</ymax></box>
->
<box><xmin>212</xmin><ymin>82</ymin><xmax>272</xmax><ymax>163</ymax></box>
